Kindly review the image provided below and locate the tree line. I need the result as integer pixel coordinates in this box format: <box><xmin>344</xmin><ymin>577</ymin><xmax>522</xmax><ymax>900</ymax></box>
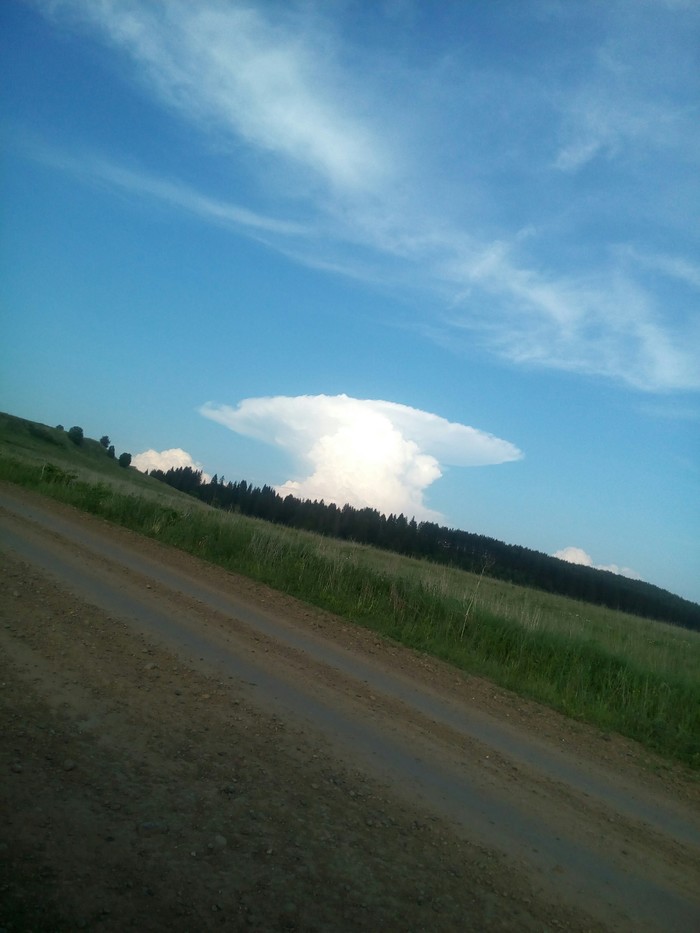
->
<box><xmin>148</xmin><ymin>465</ymin><xmax>700</xmax><ymax>632</ymax></box>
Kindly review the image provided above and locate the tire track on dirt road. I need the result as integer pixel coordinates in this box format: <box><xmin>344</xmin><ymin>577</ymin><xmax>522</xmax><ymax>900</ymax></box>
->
<box><xmin>1</xmin><ymin>485</ymin><xmax>699</xmax><ymax>931</ymax></box>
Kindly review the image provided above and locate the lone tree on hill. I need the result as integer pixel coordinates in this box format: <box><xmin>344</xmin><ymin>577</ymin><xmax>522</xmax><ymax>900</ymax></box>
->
<box><xmin>100</xmin><ymin>435</ymin><xmax>110</xmax><ymax>448</ymax></box>
<box><xmin>68</xmin><ymin>426</ymin><xmax>83</xmax><ymax>445</ymax></box>
<box><xmin>118</xmin><ymin>452</ymin><xmax>132</xmax><ymax>468</ymax></box>
<box><xmin>107</xmin><ymin>445</ymin><xmax>115</xmax><ymax>459</ymax></box>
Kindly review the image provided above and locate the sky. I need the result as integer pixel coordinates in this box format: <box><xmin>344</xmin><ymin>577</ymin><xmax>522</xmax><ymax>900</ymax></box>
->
<box><xmin>1</xmin><ymin>0</ymin><xmax>698</xmax><ymax>603</ymax></box>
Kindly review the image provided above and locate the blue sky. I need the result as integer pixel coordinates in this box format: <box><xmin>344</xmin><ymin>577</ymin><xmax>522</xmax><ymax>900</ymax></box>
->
<box><xmin>2</xmin><ymin>0</ymin><xmax>699</xmax><ymax>602</ymax></box>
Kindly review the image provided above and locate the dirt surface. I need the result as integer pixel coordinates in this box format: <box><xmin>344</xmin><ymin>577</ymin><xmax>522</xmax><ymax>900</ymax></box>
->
<box><xmin>1</xmin><ymin>484</ymin><xmax>699</xmax><ymax>932</ymax></box>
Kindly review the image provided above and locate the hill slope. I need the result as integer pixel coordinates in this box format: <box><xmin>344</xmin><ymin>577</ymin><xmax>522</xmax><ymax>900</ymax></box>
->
<box><xmin>2</xmin><ymin>409</ymin><xmax>698</xmax><ymax>630</ymax></box>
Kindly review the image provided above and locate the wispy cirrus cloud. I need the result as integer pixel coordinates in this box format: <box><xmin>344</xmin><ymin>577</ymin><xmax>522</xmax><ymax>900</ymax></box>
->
<box><xmin>553</xmin><ymin>92</ymin><xmax>685</xmax><ymax>173</ymax></box>
<box><xmin>552</xmin><ymin>0</ymin><xmax>700</xmax><ymax>173</ymax></box>
<box><xmin>440</xmin><ymin>240</ymin><xmax>700</xmax><ymax>391</ymax></box>
<box><xmin>37</xmin><ymin>0</ymin><xmax>391</xmax><ymax>196</ymax></box>
<box><xmin>31</xmin><ymin>0</ymin><xmax>700</xmax><ymax>393</ymax></box>
<box><xmin>201</xmin><ymin>395</ymin><xmax>522</xmax><ymax>521</ymax></box>
<box><xmin>24</xmin><ymin>139</ymin><xmax>309</xmax><ymax>237</ymax></box>
<box><xmin>617</xmin><ymin>246</ymin><xmax>700</xmax><ymax>291</ymax></box>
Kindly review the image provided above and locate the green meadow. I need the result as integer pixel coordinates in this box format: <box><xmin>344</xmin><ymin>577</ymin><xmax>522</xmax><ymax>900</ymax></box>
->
<box><xmin>2</xmin><ymin>412</ymin><xmax>699</xmax><ymax>770</ymax></box>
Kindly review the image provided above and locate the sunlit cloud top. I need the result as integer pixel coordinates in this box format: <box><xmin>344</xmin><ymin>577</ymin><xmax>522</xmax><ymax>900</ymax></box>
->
<box><xmin>201</xmin><ymin>395</ymin><xmax>522</xmax><ymax>521</ymax></box>
<box><xmin>132</xmin><ymin>447</ymin><xmax>211</xmax><ymax>483</ymax></box>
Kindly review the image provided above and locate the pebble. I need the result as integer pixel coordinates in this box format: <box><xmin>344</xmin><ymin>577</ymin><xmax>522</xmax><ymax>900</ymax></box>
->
<box><xmin>138</xmin><ymin>820</ymin><xmax>170</xmax><ymax>835</ymax></box>
<box><xmin>63</xmin><ymin>759</ymin><xmax>76</xmax><ymax>771</ymax></box>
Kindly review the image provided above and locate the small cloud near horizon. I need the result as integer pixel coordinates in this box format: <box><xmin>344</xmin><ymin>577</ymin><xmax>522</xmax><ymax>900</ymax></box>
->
<box><xmin>553</xmin><ymin>546</ymin><xmax>642</xmax><ymax>581</ymax></box>
<box><xmin>132</xmin><ymin>447</ymin><xmax>211</xmax><ymax>483</ymax></box>
<box><xmin>200</xmin><ymin>394</ymin><xmax>522</xmax><ymax>521</ymax></box>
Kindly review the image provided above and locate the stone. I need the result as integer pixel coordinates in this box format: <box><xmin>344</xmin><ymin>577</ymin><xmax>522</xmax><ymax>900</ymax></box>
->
<box><xmin>138</xmin><ymin>820</ymin><xmax>170</xmax><ymax>835</ymax></box>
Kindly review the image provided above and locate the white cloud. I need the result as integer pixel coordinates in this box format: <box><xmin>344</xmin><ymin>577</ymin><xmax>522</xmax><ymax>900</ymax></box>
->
<box><xmin>23</xmin><ymin>142</ymin><xmax>308</xmax><ymax>238</ymax></box>
<box><xmin>553</xmin><ymin>546</ymin><xmax>642</xmax><ymax>581</ymax></box>
<box><xmin>33</xmin><ymin>0</ymin><xmax>700</xmax><ymax>393</ymax></box>
<box><xmin>200</xmin><ymin>395</ymin><xmax>522</xmax><ymax>520</ymax></box>
<box><xmin>40</xmin><ymin>0</ymin><xmax>390</xmax><ymax>195</ymax></box>
<box><xmin>552</xmin><ymin>4</ymin><xmax>698</xmax><ymax>174</ymax></box>
<box><xmin>94</xmin><ymin>160</ymin><xmax>308</xmax><ymax>237</ymax></box>
<box><xmin>132</xmin><ymin>447</ymin><xmax>211</xmax><ymax>482</ymax></box>
<box><xmin>618</xmin><ymin>246</ymin><xmax>700</xmax><ymax>291</ymax></box>
<box><xmin>553</xmin><ymin>94</ymin><xmax>679</xmax><ymax>173</ymax></box>
<box><xmin>451</xmin><ymin>246</ymin><xmax>700</xmax><ymax>392</ymax></box>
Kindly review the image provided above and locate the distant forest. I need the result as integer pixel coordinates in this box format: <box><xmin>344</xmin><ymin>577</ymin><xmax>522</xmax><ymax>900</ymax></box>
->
<box><xmin>150</xmin><ymin>465</ymin><xmax>700</xmax><ymax>632</ymax></box>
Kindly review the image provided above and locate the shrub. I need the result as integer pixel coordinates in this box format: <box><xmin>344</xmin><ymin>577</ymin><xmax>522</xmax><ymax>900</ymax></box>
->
<box><xmin>68</xmin><ymin>426</ymin><xmax>84</xmax><ymax>445</ymax></box>
<box><xmin>118</xmin><ymin>452</ymin><xmax>132</xmax><ymax>468</ymax></box>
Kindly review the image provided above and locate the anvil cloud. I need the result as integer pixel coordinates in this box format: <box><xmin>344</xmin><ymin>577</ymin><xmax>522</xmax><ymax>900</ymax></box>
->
<box><xmin>201</xmin><ymin>395</ymin><xmax>522</xmax><ymax>521</ymax></box>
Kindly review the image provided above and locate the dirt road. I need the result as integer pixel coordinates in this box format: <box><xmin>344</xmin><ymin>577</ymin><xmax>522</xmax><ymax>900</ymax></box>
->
<box><xmin>1</xmin><ymin>484</ymin><xmax>699</xmax><ymax>931</ymax></box>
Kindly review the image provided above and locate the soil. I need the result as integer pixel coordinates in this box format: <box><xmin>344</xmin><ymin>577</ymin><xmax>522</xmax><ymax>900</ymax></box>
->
<box><xmin>1</xmin><ymin>484</ymin><xmax>699</xmax><ymax>932</ymax></box>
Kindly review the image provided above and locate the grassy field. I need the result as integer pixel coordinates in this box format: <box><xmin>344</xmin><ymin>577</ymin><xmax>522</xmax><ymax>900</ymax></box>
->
<box><xmin>2</xmin><ymin>412</ymin><xmax>699</xmax><ymax>770</ymax></box>
<box><xmin>0</xmin><ymin>413</ymin><xmax>207</xmax><ymax>509</ymax></box>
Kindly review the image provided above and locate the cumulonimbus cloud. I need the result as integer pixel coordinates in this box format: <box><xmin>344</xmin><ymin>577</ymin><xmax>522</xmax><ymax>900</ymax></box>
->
<box><xmin>132</xmin><ymin>447</ymin><xmax>211</xmax><ymax>482</ymax></box>
<box><xmin>200</xmin><ymin>395</ymin><xmax>522</xmax><ymax>520</ymax></box>
<box><xmin>553</xmin><ymin>546</ymin><xmax>642</xmax><ymax>581</ymax></box>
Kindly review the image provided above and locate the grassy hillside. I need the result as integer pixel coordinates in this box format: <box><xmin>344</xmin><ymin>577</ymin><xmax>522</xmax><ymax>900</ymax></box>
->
<box><xmin>0</xmin><ymin>413</ymin><xmax>204</xmax><ymax>509</ymax></box>
<box><xmin>1</xmin><ymin>411</ymin><xmax>699</xmax><ymax>769</ymax></box>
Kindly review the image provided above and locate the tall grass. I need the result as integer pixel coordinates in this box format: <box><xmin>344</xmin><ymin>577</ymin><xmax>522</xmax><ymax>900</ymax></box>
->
<box><xmin>2</xmin><ymin>454</ymin><xmax>699</xmax><ymax>769</ymax></box>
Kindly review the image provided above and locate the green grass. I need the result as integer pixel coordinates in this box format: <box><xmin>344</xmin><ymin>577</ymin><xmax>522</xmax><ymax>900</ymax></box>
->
<box><xmin>1</xmin><ymin>413</ymin><xmax>699</xmax><ymax>770</ymax></box>
<box><xmin>0</xmin><ymin>413</ymin><xmax>208</xmax><ymax>508</ymax></box>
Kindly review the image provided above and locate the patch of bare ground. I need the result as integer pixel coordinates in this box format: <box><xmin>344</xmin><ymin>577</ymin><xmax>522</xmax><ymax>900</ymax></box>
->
<box><xmin>1</xmin><ymin>486</ymin><xmax>698</xmax><ymax>931</ymax></box>
<box><xmin>1</xmin><ymin>552</ymin><xmax>597</xmax><ymax>932</ymax></box>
